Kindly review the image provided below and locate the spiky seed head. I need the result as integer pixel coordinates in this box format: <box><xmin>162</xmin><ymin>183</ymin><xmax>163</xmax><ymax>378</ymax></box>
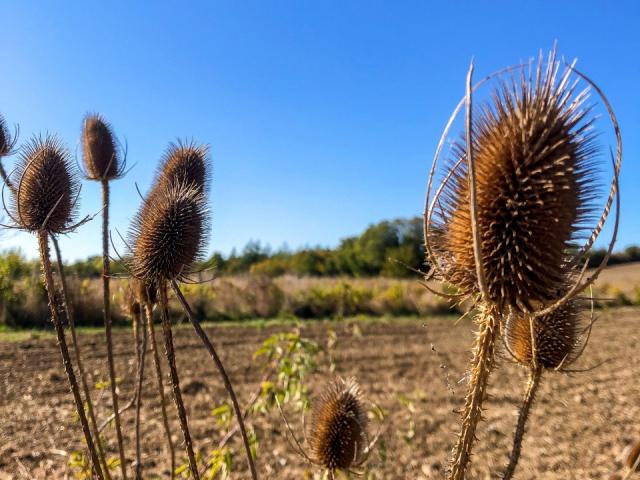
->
<box><xmin>81</xmin><ymin>113</ymin><xmax>122</xmax><ymax>180</ymax></box>
<box><xmin>309</xmin><ymin>377</ymin><xmax>368</xmax><ymax>472</ymax></box>
<box><xmin>504</xmin><ymin>300</ymin><xmax>582</xmax><ymax>369</ymax></box>
<box><xmin>155</xmin><ymin>140</ymin><xmax>209</xmax><ymax>194</ymax></box>
<box><xmin>627</xmin><ymin>440</ymin><xmax>640</xmax><ymax>471</ymax></box>
<box><xmin>130</xmin><ymin>183</ymin><xmax>208</xmax><ymax>282</ymax></box>
<box><xmin>0</xmin><ymin>112</ymin><xmax>12</xmax><ymax>156</ymax></box>
<box><xmin>12</xmin><ymin>135</ymin><xmax>79</xmax><ymax>233</ymax></box>
<box><xmin>131</xmin><ymin>277</ymin><xmax>158</xmax><ymax>306</ymax></box>
<box><xmin>125</xmin><ymin>285</ymin><xmax>141</xmax><ymax>316</ymax></box>
<box><xmin>429</xmin><ymin>52</ymin><xmax>598</xmax><ymax>313</ymax></box>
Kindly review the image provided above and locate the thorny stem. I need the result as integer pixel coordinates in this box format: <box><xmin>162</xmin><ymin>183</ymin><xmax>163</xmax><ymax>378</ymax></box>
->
<box><xmin>101</xmin><ymin>180</ymin><xmax>127</xmax><ymax>479</ymax></box>
<box><xmin>37</xmin><ymin>231</ymin><xmax>105</xmax><ymax>480</ymax></box>
<box><xmin>449</xmin><ymin>307</ymin><xmax>499</xmax><ymax>480</ymax></box>
<box><xmin>133</xmin><ymin>309</ymin><xmax>148</xmax><ymax>480</ymax></box>
<box><xmin>171</xmin><ymin>279</ymin><xmax>259</xmax><ymax>480</ymax></box>
<box><xmin>159</xmin><ymin>281</ymin><xmax>200</xmax><ymax>480</ymax></box>
<box><xmin>144</xmin><ymin>301</ymin><xmax>176</xmax><ymax>480</ymax></box>
<box><xmin>53</xmin><ymin>236</ymin><xmax>112</xmax><ymax>480</ymax></box>
<box><xmin>502</xmin><ymin>367</ymin><xmax>542</xmax><ymax>480</ymax></box>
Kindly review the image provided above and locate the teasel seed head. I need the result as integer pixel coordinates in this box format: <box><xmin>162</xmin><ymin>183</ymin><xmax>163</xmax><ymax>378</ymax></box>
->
<box><xmin>309</xmin><ymin>377</ymin><xmax>368</xmax><ymax>472</ymax></box>
<box><xmin>131</xmin><ymin>277</ymin><xmax>158</xmax><ymax>306</ymax></box>
<box><xmin>155</xmin><ymin>140</ymin><xmax>209</xmax><ymax>194</ymax></box>
<box><xmin>504</xmin><ymin>299</ymin><xmax>583</xmax><ymax>370</ymax></box>
<box><xmin>11</xmin><ymin>135</ymin><xmax>79</xmax><ymax>233</ymax></box>
<box><xmin>0</xmin><ymin>112</ymin><xmax>14</xmax><ymax>156</ymax></box>
<box><xmin>130</xmin><ymin>183</ymin><xmax>208</xmax><ymax>282</ymax></box>
<box><xmin>125</xmin><ymin>285</ymin><xmax>141</xmax><ymax>316</ymax></box>
<box><xmin>428</xmin><ymin>52</ymin><xmax>599</xmax><ymax>313</ymax></box>
<box><xmin>81</xmin><ymin>113</ymin><xmax>123</xmax><ymax>181</ymax></box>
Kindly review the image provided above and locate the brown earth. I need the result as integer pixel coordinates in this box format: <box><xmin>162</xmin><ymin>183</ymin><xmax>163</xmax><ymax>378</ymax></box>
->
<box><xmin>0</xmin><ymin>308</ymin><xmax>638</xmax><ymax>479</ymax></box>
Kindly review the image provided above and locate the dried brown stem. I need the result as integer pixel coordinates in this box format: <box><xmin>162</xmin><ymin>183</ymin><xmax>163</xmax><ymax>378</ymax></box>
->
<box><xmin>170</xmin><ymin>279</ymin><xmax>258</xmax><ymax>480</ymax></box>
<box><xmin>37</xmin><ymin>231</ymin><xmax>104</xmax><ymax>480</ymax></box>
<box><xmin>101</xmin><ymin>180</ymin><xmax>127</xmax><ymax>479</ymax></box>
<box><xmin>159</xmin><ymin>281</ymin><xmax>200</xmax><ymax>479</ymax></box>
<box><xmin>502</xmin><ymin>367</ymin><xmax>542</xmax><ymax>480</ymax></box>
<box><xmin>52</xmin><ymin>236</ymin><xmax>112</xmax><ymax>480</ymax></box>
<box><xmin>449</xmin><ymin>307</ymin><xmax>499</xmax><ymax>480</ymax></box>
<box><xmin>133</xmin><ymin>309</ymin><xmax>148</xmax><ymax>479</ymax></box>
<box><xmin>144</xmin><ymin>301</ymin><xmax>176</xmax><ymax>479</ymax></box>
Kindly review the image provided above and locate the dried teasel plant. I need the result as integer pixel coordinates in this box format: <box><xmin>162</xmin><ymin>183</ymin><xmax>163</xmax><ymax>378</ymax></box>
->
<box><xmin>81</xmin><ymin>112</ymin><xmax>129</xmax><ymax>479</ymax></box>
<box><xmin>3</xmin><ymin>134</ymin><xmax>105</xmax><ymax>479</ymax></box>
<box><xmin>423</xmin><ymin>47</ymin><xmax>621</xmax><ymax>479</ymax></box>
<box><xmin>501</xmin><ymin>297</ymin><xmax>600</xmax><ymax>479</ymax></box>
<box><xmin>279</xmin><ymin>377</ymin><xmax>378</xmax><ymax>479</ymax></box>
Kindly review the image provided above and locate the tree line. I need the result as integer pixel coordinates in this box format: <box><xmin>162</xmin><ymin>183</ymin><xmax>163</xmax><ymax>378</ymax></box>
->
<box><xmin>2</xmin><ymin>217</ymin><xmax>639</xmax><ymax>279</ymax></box>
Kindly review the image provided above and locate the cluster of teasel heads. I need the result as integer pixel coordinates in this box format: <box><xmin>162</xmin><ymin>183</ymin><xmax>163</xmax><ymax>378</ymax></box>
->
<box><xmin>0</xmin><ymin>108</ymin><xmax>378</xmax><ymax>480</ymax></box>
<box><xmin>424</xmin><ymin>47</ymin><xmax>622</xmax><ymax>479</ymax></box>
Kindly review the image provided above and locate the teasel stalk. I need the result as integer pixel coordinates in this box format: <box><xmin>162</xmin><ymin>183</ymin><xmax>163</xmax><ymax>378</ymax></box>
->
<box><xmin>82</xmin><ymin>113</ymin><xmax>128</xmax><ymax>479</ymax></box>
<box><xmin>6</xmin><ymin>135</ymin><xmax>104</xmax><ymax>479</ymax></box>
<box><xmin>423</xmin><ymin>47</ymin><xmax>621</xmax><ymax>479</ymax></box>
<box><xmin>130</xmin><ymin>290</ymin><xmax>148</xmax><ymax>480</ymax></box>
<box><xmin>54</xmin><ymin>237</ymin><xmax>112</xmax><ymax>479</ymax></box>
<box><xmin>138</xmin><ymin>279</ymin><xmax>176</xmax><ymax>480</ymax></box>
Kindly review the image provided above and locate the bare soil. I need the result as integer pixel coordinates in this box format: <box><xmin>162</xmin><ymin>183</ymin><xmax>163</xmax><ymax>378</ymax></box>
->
<box><xmin>0</xmin><ymin>309</ymin><xmax>638</xmax><ymax>479</ymax></box>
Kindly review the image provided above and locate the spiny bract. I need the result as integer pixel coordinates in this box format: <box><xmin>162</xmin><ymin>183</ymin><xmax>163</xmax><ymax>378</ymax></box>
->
<box><xmin>429</xmin><ymin>53</ymin><xmax>598</xmax><ymax>313</ymax></box>
<box><xmin>12</xmin><ymin>135</ymin><xmax>78</xmax><ymax>233</ymax></box>
<box><xmin>309</xmin><ymin>377</ymin><xmax>368</xmax><ymax>472</ymax></box>
<box><xmin>82</xmin><ymin>113</ymin><xmax>122</xmax><ymax>180</ymax></box>
<box><xmin>130</xmin><ymin>183</ymin><xmax>208</xmax><ymax>282</ymax></box>
<box><xmin>504</xmin><ymin>300</ymin><xmax>582</xmax><ymax>369</ymax></box>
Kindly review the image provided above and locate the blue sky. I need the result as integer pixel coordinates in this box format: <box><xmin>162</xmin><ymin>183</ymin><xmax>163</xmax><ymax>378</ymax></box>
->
<box><xmin>0</xmin><ymin>1</ymin><xmax>638</xmax><ymax>261</ymax></box>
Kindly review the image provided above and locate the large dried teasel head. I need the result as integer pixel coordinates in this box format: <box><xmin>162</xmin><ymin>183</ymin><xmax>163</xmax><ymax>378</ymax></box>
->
<box><xmin>10</xmin><ymin>135</ymin><xmax>79</xmax><ymax>234</ymax></box>
<box><xmin>308</xmin><ymin>377</ymin><xmax>369</xmax><ymax>473</ymax></box>
<box><xmin>425</xmin><ymin>48</ymin><xmax>621</xmax><ymax>315</ymax></box>
<box><xmin>81</xmin><ymin>113</ymin><xmax>124</xmax><ymax>181</ymax></box>
<box><xmin>154</xmin><ymin>140</ymin><xmax>209</xmax><ymax>194</ymax></box>
<box><xmin>504</xmin><ymin>299</ymin><xmax>587</xmax><ymax>370</ymax></box>
<box><xmin>130</xmin><ymin>183</ymin><xmax>208</xmax><ymax>282</ymax></box>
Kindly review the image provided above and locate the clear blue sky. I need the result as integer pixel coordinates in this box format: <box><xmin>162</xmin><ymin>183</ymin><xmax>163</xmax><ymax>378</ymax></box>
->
<box><xmin>0</xmin><ymin>1</ymin><xmax>638</xmax><ymax>261</ymax></box>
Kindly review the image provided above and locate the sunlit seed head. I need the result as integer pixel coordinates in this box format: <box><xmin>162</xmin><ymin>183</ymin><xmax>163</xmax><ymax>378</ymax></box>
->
<box><xmin>81</xmin><ymin>113</ymin><xmax>122</xmax><ymax>180</ymax></box>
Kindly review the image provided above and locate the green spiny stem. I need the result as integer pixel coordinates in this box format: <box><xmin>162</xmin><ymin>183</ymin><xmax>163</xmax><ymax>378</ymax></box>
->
<box><xmin>38</xmin><ymin>231</ymin><xmax>104</xmax><ymax>480</ymax></box>
<box><xmin>502</xmin><ymin>367</ymin><xmax>542</xmax><ymax>480</ymax></box>
<box><xmin>171</xmin><ymin>279</ymin><xmax>259</xmax><ymax>480</ymax></box>
<box><xmin>449</xmin><ymin>306</ymin><xmax>499</xmax><ymax>480</ymax></box>
<box><xmin>53</xmin><ymin>236</ymin><xmax>112</xmax><ymax>480</ymax></box>
<box><xmin>144</xmin><ymin>301</ymin><xmax>176</xmax><ymax>479</ymax></box>
<box><xmin>159</xmin><ymin>281</ymin><xmax>200</xmax><ymax>479</ymax></box>
<box><xmin>133</xmin><ymin>308</ymin><xmax>148</xmax><ymax>480</ymax></box>
<box><xmin>101</xmin><ymin>180</ymin><xmax>127</xmax><ymax>479</ymax></box>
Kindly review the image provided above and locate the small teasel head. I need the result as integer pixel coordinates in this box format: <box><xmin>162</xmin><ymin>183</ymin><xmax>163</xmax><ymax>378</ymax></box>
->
<box><xmin>132</xmin><ymin>277</ymin><xmax>158</xmax><ymax>306</ymax></box>
<box><xmin>81</xmin><ymin>113</ymin><xmax>123</xmax><ymax>180</ymax></box>
<box><xmin>504</xmin><ymin>299</ymin><xmax>584</xmax><ymax>370</ymax></box>
<box><xmin>0</xmin><ymin>112</ymin><xmax>16</xmax><ymax>157</ymax></box>
<box><xmin>11</xmin><ymin>135</ymin><xmax>79</xmax><ymax>233</ymax></box>
<box><xmin>130</xmin><ymin>182</ymin><xmax>208</xmax><ymax>282</ymax></box>
<box><xmin>308</xmin><ymin>377</ymin><xmax>369</xmax><ymax>473</ymax></box>
<box><xmin>155</xmin><ymin>140</ymin><xmax>209</xmax><ymax>194</ymax></box>
<box><xmin>426</xmin><ymin>49</ymin><xmax>601</xmax><ymax>313</ymax></box>
<box><xmin>125</xmin><ymin>284</ymin><xmax>141</xmax><ymax>316</ymax></box>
